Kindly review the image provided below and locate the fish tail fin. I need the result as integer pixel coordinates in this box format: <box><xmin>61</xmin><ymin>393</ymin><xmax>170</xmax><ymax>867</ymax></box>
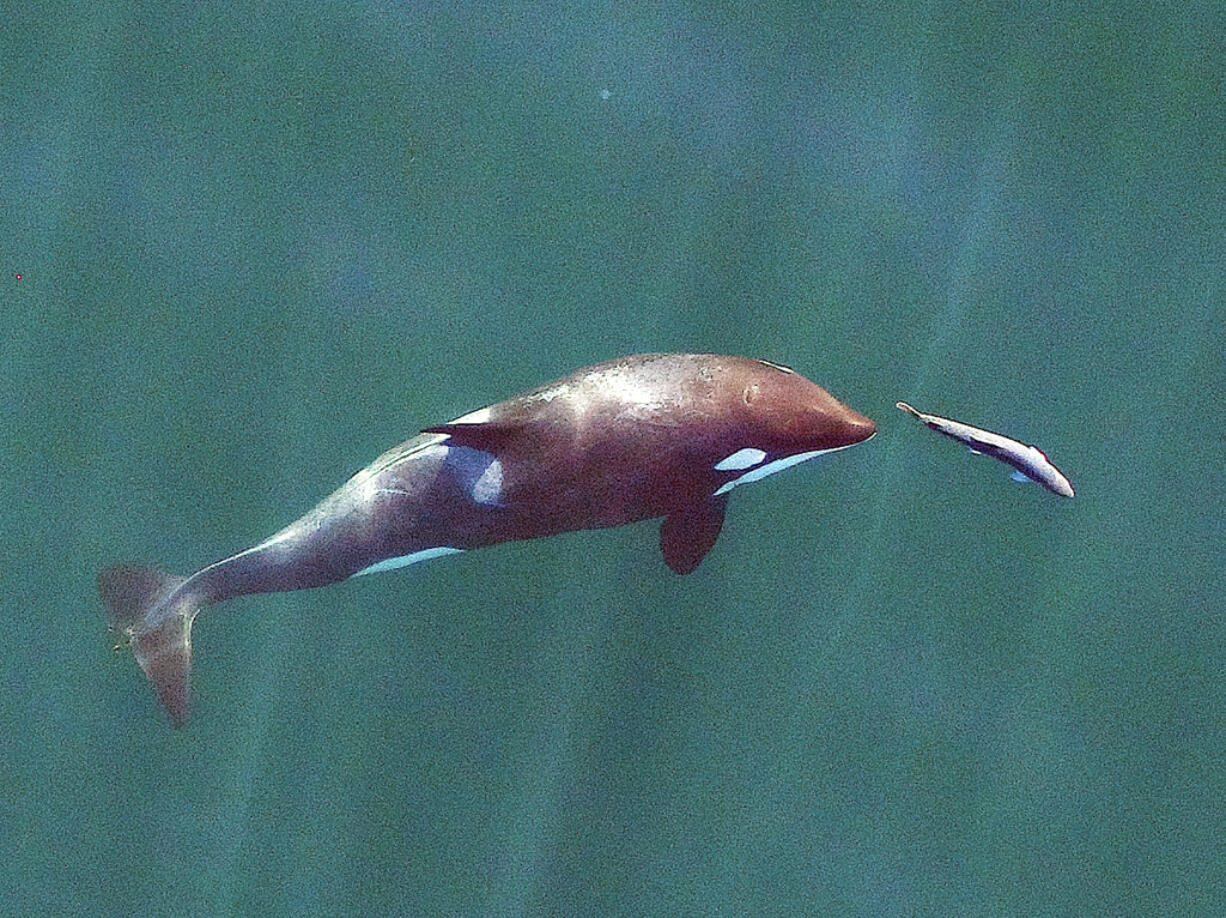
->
<box><xmin>895</xmin><ymin>401</ymin><xmax>921</xmax><ymax>418</ymax></box>
<box><xmin>99</xmin><ymin>565</ymin><xmax>198</xmax><ymax>727</ymax></box>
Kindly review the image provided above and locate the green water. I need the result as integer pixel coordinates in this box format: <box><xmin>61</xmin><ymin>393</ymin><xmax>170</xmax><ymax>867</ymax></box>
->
<box><xmin>3</xmin><ymin>3</ymin><xmax>1224</xmax><ymax>915</ymax></box>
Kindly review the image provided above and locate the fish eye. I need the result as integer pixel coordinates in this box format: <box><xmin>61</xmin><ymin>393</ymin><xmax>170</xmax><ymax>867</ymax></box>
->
<box><xmin>756</xmin><ymin>358</ymin><xmax>795</xmax><ymax>374</ymax></box>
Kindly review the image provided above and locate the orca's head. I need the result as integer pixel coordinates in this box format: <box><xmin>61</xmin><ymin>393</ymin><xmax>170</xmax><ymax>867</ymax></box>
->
<box><xmin>708</xmin><ymin>357</ymin><xmax>876</xmax><ymax>496</ymax></box>
<box><xmin>740</xmin><ymin>358</ymin><xmax>875</xmax><ymax>448</ymax></box>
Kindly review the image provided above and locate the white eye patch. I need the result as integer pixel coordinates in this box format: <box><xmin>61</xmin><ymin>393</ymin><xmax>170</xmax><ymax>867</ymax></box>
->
<box><xmin>714</xmin><ymin>447</ymin><xmax>767</xmax><ymax>471</ymax></box>
<box><xmin>712</xmin><ymin>442</ymin><xmax>860</xmax><ymax>496</ymax></box>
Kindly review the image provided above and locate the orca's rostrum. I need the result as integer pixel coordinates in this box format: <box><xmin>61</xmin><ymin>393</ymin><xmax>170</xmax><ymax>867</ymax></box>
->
<box><xmin>101</xmin><ymin>354</ymin><xmax>876</xmax><ymax>725</ymax></box>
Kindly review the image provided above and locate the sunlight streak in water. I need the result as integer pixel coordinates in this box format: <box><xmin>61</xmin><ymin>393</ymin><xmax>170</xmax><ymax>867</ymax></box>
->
<box><xmin>479</xmin><ymin>587</ymin><xmax>608</xmax><ymax>914</ymax></box>
<box><xmin>802</xmin><ymin>125</ymin><xmax>1010</xmax><ymax>679</ymax></box>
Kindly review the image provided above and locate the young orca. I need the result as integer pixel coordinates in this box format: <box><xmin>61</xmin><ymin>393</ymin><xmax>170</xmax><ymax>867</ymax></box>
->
<box><xmin>101</xmin><ymin>354</ymin><xmax>876</xmax><ymax>725</ymax></box>
<box><xmin>895</xmin><ymin>401</ymin><xmax>1074</xmax><ymax>498</ymax></box>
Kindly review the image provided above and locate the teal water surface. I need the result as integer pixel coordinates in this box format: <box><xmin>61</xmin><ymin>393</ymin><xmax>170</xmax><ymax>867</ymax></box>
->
<box><xmin>3</xmin><ymin>3</ymin><xmax>1224</xmax><ymax>916</ymax></box>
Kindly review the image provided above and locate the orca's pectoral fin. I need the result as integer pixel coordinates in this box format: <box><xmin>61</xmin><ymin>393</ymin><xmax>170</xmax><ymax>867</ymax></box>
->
<box><xmin>659</xmin><ymin>496</ymin><xmax>727</xmax><ymax>575</ymax></box>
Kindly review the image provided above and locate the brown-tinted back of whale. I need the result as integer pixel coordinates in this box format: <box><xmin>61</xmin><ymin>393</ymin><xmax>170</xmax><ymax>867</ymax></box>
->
<box><xmin>423</xmin><ymin>353</ymin><xmax>876</xmax><ymax>541</ymax></box>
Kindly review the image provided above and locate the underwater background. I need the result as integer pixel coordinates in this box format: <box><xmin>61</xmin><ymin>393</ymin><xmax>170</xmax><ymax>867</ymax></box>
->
<box><xmin>3</xmin><ymin>2</ymin><xmax>1224</xmax><ymax>915</ymax></box>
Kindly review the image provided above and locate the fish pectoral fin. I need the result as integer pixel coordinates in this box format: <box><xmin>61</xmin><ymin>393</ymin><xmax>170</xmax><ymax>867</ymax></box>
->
<box><xmin>659</xmin><ymin>496</ymin><xmax>728</xmax><ymax>575</ymax></box>
<box><xmin>967</xmin><ymin>447</ymin><xmax>984</xmax><ymax>456</ymax></box>
<box><xmin>1010</xmin><ymin>469</ymin><xmax>1031</xmax><ymax>482</ymax></box>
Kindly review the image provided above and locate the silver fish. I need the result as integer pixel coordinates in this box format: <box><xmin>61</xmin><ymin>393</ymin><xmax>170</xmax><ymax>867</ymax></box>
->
<box><xmin>896</xmin><ymin>401</ymin><xmax>1074</xmax><ymax>498</ymax></box>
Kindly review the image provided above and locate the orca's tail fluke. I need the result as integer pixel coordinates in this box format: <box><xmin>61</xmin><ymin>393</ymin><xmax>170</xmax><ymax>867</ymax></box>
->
<box><xmin>99</xmin><ymin>565</ymin><xmax>198</xmax><ymax>727</ymax></box>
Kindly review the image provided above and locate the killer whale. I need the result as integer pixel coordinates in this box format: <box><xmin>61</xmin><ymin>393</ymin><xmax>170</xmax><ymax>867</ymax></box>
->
<box><xmin>100</xmin><ymin>353</ymin><xmax>876</xmax><ymax>725</ymax></box>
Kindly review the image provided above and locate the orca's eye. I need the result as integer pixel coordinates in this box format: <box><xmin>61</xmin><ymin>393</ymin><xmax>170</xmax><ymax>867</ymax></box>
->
<box><xmin>756</xmin><ymin>358</ymin><xmax>794</xmax><ymax>374</ymax></box>
<box><xmin>743</xmin><ymin>384</ymin><xmax>759</xmax><ymax>406</ymax></box>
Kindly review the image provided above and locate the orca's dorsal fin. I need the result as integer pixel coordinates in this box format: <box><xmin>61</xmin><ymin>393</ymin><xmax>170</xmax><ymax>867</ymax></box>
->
<box><xmin>421</xmin><ymin>421</ymin><xmax>529</xmax><ymax>453</ymax></box>
<box><xmin>659</xmin><ymin>496</ymin><xmax>728</xmax><ymax>575</ymax></box>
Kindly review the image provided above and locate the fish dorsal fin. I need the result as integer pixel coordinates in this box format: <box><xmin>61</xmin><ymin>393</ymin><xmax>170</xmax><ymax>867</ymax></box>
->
<box><xmin>659</xmin><ymin>496</ymin><xmax>727</xmax><ymax>575</ymax></box>
<box><xmin>420</xmin><ymin>421</ymin><xmax>529</xmax><ymax>453</ymax></box>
